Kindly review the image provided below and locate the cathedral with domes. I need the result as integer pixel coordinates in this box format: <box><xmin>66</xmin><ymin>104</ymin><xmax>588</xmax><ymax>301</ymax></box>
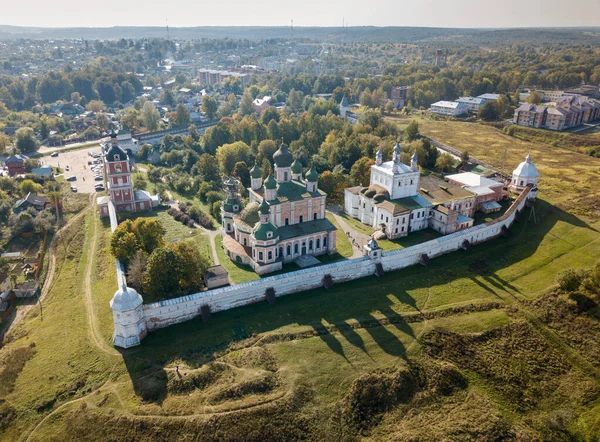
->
<box><xmin>221</xmin><ymin>142</ymin><xmax>337</xmax><ymax>275</ymax></box>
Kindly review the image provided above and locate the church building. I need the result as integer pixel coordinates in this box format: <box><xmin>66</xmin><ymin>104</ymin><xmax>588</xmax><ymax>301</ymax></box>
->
<box><xmin>344</xmin><ymin>142</ymin><xmax>477</xmax><ymax>238</ymax></box>
<box><xmin>221</xmin><ymin>143</ymin><xmax>337</xmax><ymax>275</ymax></box>
<box><xmin>97</xmin><ymin>131</ymin><xmax>160</xmax><ymax>217</ymax></box>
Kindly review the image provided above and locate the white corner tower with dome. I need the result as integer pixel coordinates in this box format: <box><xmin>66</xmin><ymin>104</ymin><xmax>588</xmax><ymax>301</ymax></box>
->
<box><xmin>510</xmin><ymin>153</ymin><xmax>539</xmax><ymax>200</ymax></box>
<box><xmin>110</xmin><ymin>278</ymin><xmax>147</xmax><ymax>348</ymax></box>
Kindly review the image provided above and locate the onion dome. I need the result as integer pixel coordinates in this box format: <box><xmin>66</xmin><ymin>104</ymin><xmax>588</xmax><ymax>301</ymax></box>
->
<box><xmin>258</xmin><ymin>198</ymin><xmax>271</xmax><ymax>215</ymax></box>
<box><xmin>291</xmin><ymin>159</ymin><xmax>303</xmax><ymax>174</ymax></box>
<box><xmin>305</xmin><ymin>168</ymin><xmax>318</xmax><ymax>182</ymax></box>
<box><xmin>110</xmin><ymin>283</ymin><xmax>143</xmax><ymax>311</ymax></box>
<box><xmin>250</xmin><ymin>162</ymin><xmax>262</xmax><ymax>179</ymax></box>
<box><xmin>513</xmin><ymin>153</ymin><xmax>539</xmax><ymax>178</ymax></box>
<box><xmin>264</xmin><ymin>174</ymin><xmax>277</xmax><ymax>190</ymax></box>
<box><xmin>273</xmin><ymin>142</ymin><xmax>294</xmax><ymax>168</ymax></box>
<box><xmin>222</xmin><ymin>196</ymin><xmax>240</xmax><ymax>213</ymax></box>
<box><xmin>240</xmin><ymin>202</ymin><xmax>260</xmax><ymax>227</ymax></box>
<box><xmin>394</xmin><ymin>142</ymin><xmax>402</xmax><ymax>155</ymax></box>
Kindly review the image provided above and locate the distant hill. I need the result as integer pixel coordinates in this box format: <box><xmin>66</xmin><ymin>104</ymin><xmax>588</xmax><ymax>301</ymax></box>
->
<box><xmin>0</xmin><ymin>25</ymin><xmax>599</xmax><ymax>43</ymax></box>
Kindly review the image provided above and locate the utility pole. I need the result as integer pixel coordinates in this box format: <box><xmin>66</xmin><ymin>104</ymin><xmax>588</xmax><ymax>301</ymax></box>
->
<box><xmin>166</xmin><ymin>18</ymin><xmax>170</xmax><ymax>41</ymax></box>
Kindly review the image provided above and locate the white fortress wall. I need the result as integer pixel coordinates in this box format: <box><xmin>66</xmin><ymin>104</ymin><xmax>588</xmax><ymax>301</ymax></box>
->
<box><xmin>142</xmin><ymin>186</ymin><xmax>531</xmax><ymax>331</ymax></box>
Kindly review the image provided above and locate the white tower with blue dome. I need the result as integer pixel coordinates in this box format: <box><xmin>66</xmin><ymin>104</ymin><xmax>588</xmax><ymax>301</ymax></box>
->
<box><xmin>110</xmin><ymin>281</ymin><xmax>147</xmax><ymax>348</ymax></box>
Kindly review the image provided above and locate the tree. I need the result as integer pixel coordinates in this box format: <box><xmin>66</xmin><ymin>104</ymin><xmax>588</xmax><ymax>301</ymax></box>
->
<box><xmin>436</xmin><ymin>153</ymin><xmax>455</xmax><ymax>172</ymax></box>
<box><xmin>384</xmin><ymin>101</ymin><xmax>395</xmax><ymax>114</ymax></box>
<box><xmin>20</xmin><ymin>179</ymin><xmax>42</xmax><ymax>196</ymax></box>
<box><xmin>350</xmin><ymin>157</ymin><xmax>375</xmax><ymax>187</ymax></box>
<box><xmin>526</xmin><ymin>91</ymin><xmax>542</xmax><ymax>105</ymax></box>
<box><xmin>141</xmin><ymin>101</ymin><xmax>160</xmax><ymax>131</ymax></box>
<box><xmin>143</xmin><ymin>247</ymin><xmax>182</xmax><ymax>300</ymax></box>
<box><xmin>196</xmin><ymin>153</ymin><xmax>221</xmax><ymax>183</ymax></box>
<box><xmin>133</xmin><ymin>218</ymin><xmax>165</xmax><ymax>254</ymax></box>
<box><xmin>216</xmin><ymin>141</ymin><xmax>252</xmax><ymax>175</ymax></box>
<box><xmin>40</xmin><ymin>117</ymin><xmax>50</xmax><ymax>140</ymax></box>
<box><xmin>404</xmin><ymin>120</ymin><xmax>419</xmax><ymax>141</ymax></box>
<box><xmin>318</xmin><ymin>171</ymin><xmax>348</xmax><ymax>197</ymax></box>
<box><xmin>261</xmin><ymin>157</ymin><xmax>272</xmax><ymax>181</ymax></box>
<box><xmin>15</xmin><ymin>127</ymin><xmax>38</xmax><ymax>153</ymax></box>
<box><xmin>96</xmin><ymin>113</ymin><xmax>109</xmax><ymax>132</ymax></box>
<box><xmin>133</xmin><ymin>173</ymin><xmax>148</xmax><ymax>190</ymax></box>
<box><xmin>460</xmin><ymin>151</ymin><xmax>470</xmax><ymax>168</ymax></box>
<box><xmin>233</xmin><ymin>161</ymin><xmax>250</xmax><ymax>187</ymax></box>
<box><xmin>175</xmin><ymin>103</ymin><xmax>190</xmax><ymax>127</ymax></box>
<box><xmin>257</xmin><ymin>139</ymin><xmax>277</xmax><ymax>162</ymax></box>
<box><xmin>86</xmin><ymin>100</ymin><xmax>106</xmax><ymax>112</ymax></box>
<box><xmin>201</xmin><ymin>95</ymin><xmax>218</xmax><ymax>120</ymax></box>
<box><xmin>160</xmin><ymin>89</ymin><xmax>176</xmax><ymax>107</ymax></box>
<box><xmin>170</xmin><ymin>242</ymin><xmax>210</xmax><ymax>293</ymax></box>
<box><xmin>110</xmin><ymin>226</ymin><xmax>138</xmax><ymax>264</ymax></box>
<box><xmin>23</xmin><ymin>158</ymin><xmax>41</xmax><ymax>172</ymax></box>
<box><xmin>478</xmin><ymin>101</ymin><xmax>499</xmax><ymax>121</ymax></box>
<box><xmin>127</xmin><ymin>250</ymin><xmax>147</xmax><ymax>292</ymax></box>
<box><xmin>239</xmin><ymin>91</ymin><xmax>255</xmax><ymax>116</ymax></box>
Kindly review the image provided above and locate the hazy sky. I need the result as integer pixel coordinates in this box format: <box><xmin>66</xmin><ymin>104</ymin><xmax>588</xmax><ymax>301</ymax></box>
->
<box><xmin>3</xmin><ymin>0</ymin><xmax>600</xmax><ymax>28</ymax></box>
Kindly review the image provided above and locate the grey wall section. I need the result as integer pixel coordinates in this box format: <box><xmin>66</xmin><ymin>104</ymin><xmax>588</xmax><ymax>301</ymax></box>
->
<box><xmin>141</xmin><ymin>186</ymin><xmax>531</xmax><ymax>331</ymax></box>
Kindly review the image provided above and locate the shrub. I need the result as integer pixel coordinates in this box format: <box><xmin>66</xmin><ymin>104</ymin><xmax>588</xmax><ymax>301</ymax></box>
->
<box><xmin>557</xmin><ymin>268</ymin><xmax>588</xmax><ymax>292</ymax></box>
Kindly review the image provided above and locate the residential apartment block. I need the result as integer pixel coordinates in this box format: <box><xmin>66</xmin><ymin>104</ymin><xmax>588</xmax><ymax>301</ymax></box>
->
<box><xmin>513</xmin><ymin>94</ymin><xmax>600</xmax><ymax>131</ymax></box>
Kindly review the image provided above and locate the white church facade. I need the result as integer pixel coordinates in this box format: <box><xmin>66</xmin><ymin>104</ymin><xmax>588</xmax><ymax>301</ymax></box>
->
<box><xmin>345</xmin><ymin>144</ymin><xmax>539</xmax><ymax>239</ymax></box>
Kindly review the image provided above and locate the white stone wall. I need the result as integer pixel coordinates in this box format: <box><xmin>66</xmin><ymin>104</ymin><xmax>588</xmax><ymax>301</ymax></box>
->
<box><xmin>141</xmin><ymin>187</ymin><xmax>531</xmax><ymax>332</ymax></box>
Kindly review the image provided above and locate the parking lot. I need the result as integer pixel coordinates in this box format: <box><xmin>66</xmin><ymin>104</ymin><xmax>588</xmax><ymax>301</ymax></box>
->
<box><xmin>43</xmin><ymin>145</ymin><xmax>105</xmax><ymax>194</ymax></box>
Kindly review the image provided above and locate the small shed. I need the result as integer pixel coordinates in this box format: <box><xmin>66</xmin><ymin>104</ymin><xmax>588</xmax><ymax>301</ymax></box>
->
<box><xmin>204</xmin><ymin>265</ymin><xmax>229</xmax><ymax>289</ymax></box>
<box><xmin>14</xmin><ymin>281</ymin><xmax>40</xmax><ymax>298</ymax></box>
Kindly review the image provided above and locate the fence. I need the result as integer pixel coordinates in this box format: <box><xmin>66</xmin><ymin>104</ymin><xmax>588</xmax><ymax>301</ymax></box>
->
<box><xmin>140</xmin><ymin>186</ymin><xmax>531</xmax><ymax>331</ymax></box>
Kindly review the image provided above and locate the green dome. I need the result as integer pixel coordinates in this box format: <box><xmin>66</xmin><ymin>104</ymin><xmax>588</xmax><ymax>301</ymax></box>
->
<box><xmin>222</xmin><ymin>197</ymin><xmax>240</xmax><ymax>213</ymax></box>
<box><xmin>240</xmin><ymin>202</ymin><xmax>260</xmax><ymax>227</ymax></box>
<box><xmin>273</xmin><ymin>142</ymin><xmax>294</xmax><ymax>168</ymax></box>
<box><xmin>291</xmin><ymin>159</ymin><xmax>303</xmax><ymax>174</ymax></box>
<box><xmin>305</xmin><ymin>168</ymin><xmax>318</xmax><ymax>182</ymax></box>
<box><xmin>264</xmin><ymin>174</ymin><xmax>277</xmax><ymax>190</ymax></box>
<box><xmin>250</xmin><ymin>163</ymin><xmax>262</xmax><ymax>179</ymax></box>
<box><xmin>253</xmin><ymin>222</ymin><xmax>278</xmax><ymax>241</ymax></box>
<box><xmin>258</xmin><ymin>199</ymin><xmax>271</xmax><ymax>215</ymax></box>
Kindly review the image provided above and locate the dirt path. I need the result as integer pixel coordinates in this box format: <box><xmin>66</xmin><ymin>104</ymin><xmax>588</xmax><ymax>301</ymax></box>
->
<box><xmin>82</xmin><ymin>200</ymin><xmax>120</xmax><ymax>357</ymax></box>
<box><xmin>329</xmin><ymin>211</ymin><xmax>369</xmax><ymax>258</ymax></box>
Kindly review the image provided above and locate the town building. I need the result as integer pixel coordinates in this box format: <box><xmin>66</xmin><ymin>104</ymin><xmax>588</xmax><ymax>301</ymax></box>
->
<box><xmin>198</xmin><ymin>68</ymin><xmax>249</xmax><ymax>86</ymax></box>
<box><xmin>221</xmin><ymin>143</ymin><xmax>337</xmax><ymax>275</ymax></box>
<box><xmin>391</xmin><ymin>86</ymin><xmax>410</xmax><ymax>108</ymax></box>
<box><xmin>513</xmin><ymin>94</ymin><xmax>600</xmax><ymax>131</ymax></box>
<box><xmin>429</xmin><ymin>101</ymin><xmax>469</xmax><ymax>116</ymax></box>
<box><xmin>252</xmin><ymin>96</ymin><xmax>272</xmax><ymax>113</ymax></box>
<box><xmin>344</xmin><ymin>143</ymin><xmax>476</xmax><ymax>239</ymax></box>
<box><xmin>456</xmin><ymin>97</ymin><xmax>487</xmax><ymax>112</ymax></box>
<box><xmin>477</xmin><ymin>93</ymin><xmax>501</xmax><ymax>101</ymax></box>
<box><xmin>6</xmin><ymin>154</ymin><xmax>28</xmax><ymax>176</ymax></box>
<box><xmin>203</xmin><ymin>265</ymin><xmax>229</xmax><ymax>289</ymax></box>
<box><xmin>13</xmin><ymin>193</ymin><xmax>51</xmax><ymax>214</ymax></box>
<box><xmin>97</xmin><ymin>131</ymin><xmax>160</xmax><ymax>217</ymax></box>
<box><xmin>445</xmin><ymin>172</ymin><xmax>504</xmax><ymax>213</ymax></box>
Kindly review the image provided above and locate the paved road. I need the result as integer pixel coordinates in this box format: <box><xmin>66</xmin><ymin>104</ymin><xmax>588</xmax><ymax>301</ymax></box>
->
<box><xmin>38</xmin><ymin>138</ymin><xmax>106</xmax><ymax>154</ymax></box>
<box><xmin>43</xmin><ymin>145</ymin><xmax>104</xmax><ymax>194</ymax></box>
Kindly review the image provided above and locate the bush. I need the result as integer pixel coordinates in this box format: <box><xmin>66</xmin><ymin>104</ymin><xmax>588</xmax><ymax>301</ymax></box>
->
<box><xmin>557</xmin><ymin>268</ymin><xmax>588</xmax><ymax>292</ymax></box>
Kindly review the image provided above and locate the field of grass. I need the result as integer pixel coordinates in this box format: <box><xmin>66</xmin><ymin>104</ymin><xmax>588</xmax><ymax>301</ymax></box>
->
<box><xmin>1</xmin><ymin>119</ymin><xmax>600</xmax><ymax>441</ymax></box>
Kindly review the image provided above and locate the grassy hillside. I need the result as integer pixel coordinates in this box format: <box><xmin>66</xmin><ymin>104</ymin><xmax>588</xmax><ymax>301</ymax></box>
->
<box><xmin>1</xmin><ymin>120</ymin><xmax>600</xmax><ymax>440</ymax></box>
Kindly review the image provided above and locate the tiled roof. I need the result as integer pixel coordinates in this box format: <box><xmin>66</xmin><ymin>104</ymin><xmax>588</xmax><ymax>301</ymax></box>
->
<box><xmin>418</xmin><ymin>175</ymin><xmax>475</xmax><ymax>205</ymax></box>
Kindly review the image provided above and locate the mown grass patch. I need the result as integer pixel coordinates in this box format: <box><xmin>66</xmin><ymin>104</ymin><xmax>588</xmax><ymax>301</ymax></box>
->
<box><xmin>325</xmin><ymin>213</ymin><xmax>353</xmax><ymax>258</ymax></box>
<box><xmin>214</xmin><ymin>234</ymin><xmax>259</xmax><ymax>284</ymax></box>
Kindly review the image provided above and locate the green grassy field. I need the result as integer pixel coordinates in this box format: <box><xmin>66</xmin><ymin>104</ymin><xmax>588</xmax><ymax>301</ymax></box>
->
<box><xmin>1</xmin><ymin>119</ymin><xmax>600</xmax><ymax>441</ymax></box>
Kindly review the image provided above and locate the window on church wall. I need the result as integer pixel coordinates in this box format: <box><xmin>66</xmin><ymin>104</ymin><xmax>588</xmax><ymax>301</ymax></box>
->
<box><xmin>294</xmin><ymin>244</ymin><xmax>298</xmax><ymax>254</ymax></box>
<box><xmin>324</xmin><ymin>236</ymin><xmax>327</xmax><ymax>247</ymax></box>
<box><xmin>299</xmin><ymin>215</ymin><xmax>303</xmax><ymax>223</ymax></box>
<box><xmin>395</xmin><ymin>228</ymin><xmax>398</xmax><ymax>234</ymax></box>
<box><xmin>402</xmin><ymin>227</ymin><xmax>404</xmax><ymax>232</ymax></box>
<box><xmin>259</xmin><ymin>251</ymin><xmax>263</xmax><ymax>260</ymax></box>
<box><xmin>314</xmin><ymin>213</ymin><xmax>317</xmax><ymax>220</ymax></box>
<box><xmin>309</xmin><ymin>240</ymin><xmax>313</xmax><ymax>250</ymax></box>
<box><xmin>268</xmin><ymin>251</ymin><xmax>272</xmax><ymax>260</ymax></box>
<box><xmin>287</xmin><ymin>245</ymin><xmax>291</xmax><ymax>255</ymax></box>
<box><xmin>243</xmin><ymin>238</ymin><xmax>247</xmax><ymax>246</ymax></box>
<box><xmin>316</xmin><ymin>238</ymin><xmax>320</xmax><ymax>249</ymax></box>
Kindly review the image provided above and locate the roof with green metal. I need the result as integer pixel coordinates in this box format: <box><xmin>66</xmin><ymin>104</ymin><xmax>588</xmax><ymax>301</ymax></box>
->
<box><xmin>276</xmin><ymin>218</ymin><xmax>336</xmax><ymax>241</ymax></box>
<box><xmin>264</xmin><ymin>174</ymin><xmax>277</xmax><ymax>190</ymax></box>
<box><xmin>305</xmin><ymin>168</ymin><xmax>318</xmax><ymax>182</ymax></box>
<box><xmin>291</xmin><ymin>159</ymin><xmax>303</xmax><ymax>174</ymax></box>
<box><xmin>253</xmin><ymin>222</ymin><xmax>278</xmax><ymax>241</ymax></box>
<box><xmin>250</xmin><ymin>163</ymin><xmax>262</xmax><ymax>178</ymax></box>
<box><xmin>273</xmin><ymin>143</ymin><xmax>294</xmax><ymax>167</ymax></box>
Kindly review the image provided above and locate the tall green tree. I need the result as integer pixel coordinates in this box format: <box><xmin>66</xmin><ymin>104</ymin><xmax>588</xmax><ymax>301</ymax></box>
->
<box><xmin>201</xmin><ymin>95</ymin><xmax>218</xmax><ymax>120</ymax></box>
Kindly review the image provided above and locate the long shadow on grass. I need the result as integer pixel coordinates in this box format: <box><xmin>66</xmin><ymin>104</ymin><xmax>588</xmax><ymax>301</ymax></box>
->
<box><xmin>119</xmin><ymin>199</ymin><xmax>591</xmax><ymax>393</ymax></box>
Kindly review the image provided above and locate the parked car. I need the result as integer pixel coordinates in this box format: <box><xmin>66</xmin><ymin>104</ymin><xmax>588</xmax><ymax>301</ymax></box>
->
<box><xmin>65</xmin><ymin>165</ymin><xmax>70</xmax><ymax>171</ymax></box>
<box><xmin>94</xmin><ymin>184</ymin><xmax>105</xmax><ymax>191</ymax></box>
<box><xmin>66</xmin><ymin>175</ymin><xmax>76</xmax><ymax>181</ymax></box>
<box><xmin>50</xmin><ymin>152</ymin><xmax>59</xmax><ymax>157</ymax></box>
<box><xmin>70</xmin><ymin>186</ymin><xmax>77</xmax><ymax>192</ymax></box>
<box><xmin>94</xmin><ymin>176</ymin><xmax>103</xmax><ymax>181</ymax></box>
